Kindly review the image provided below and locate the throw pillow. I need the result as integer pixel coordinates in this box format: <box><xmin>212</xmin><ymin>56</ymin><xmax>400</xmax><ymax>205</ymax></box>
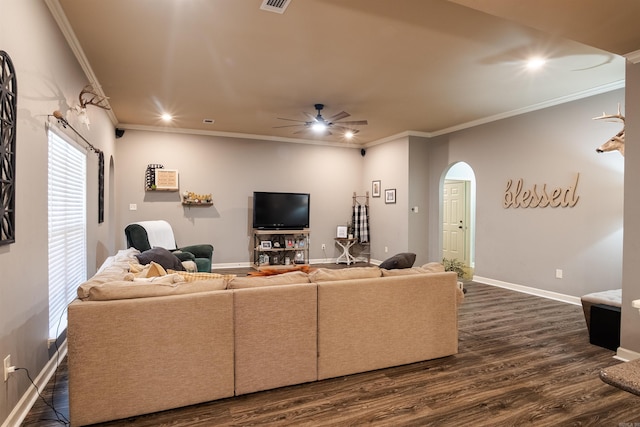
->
<box><xmin>135</xmin><ymin>247</ymin><xmax>185</xmax><ymax>271</ymax></box>
<box><xmin>379</xmin><ymin>252</ymin><xmax>416</xmax><ymax>269</ymax></box>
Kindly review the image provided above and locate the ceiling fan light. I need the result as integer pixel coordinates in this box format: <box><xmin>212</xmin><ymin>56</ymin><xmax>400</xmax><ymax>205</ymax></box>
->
<box><xmin>311</xmin><ymin>122</ymin><xmax>327</xmax><ymax>132</ymax></box>
<box><xmin>344</xmin><ymin>130</ymin><xmax>354</xmax><ymax>139</ymax></box>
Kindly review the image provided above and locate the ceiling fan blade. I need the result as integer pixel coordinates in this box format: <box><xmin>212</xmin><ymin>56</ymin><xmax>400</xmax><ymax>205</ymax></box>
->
<box><xmin>335</xmin><ymin>120</ymin><xmax>368</xmax><ymax>126</ymax></box>
<box><xmin>326</xmin><ymin>111</ymin><xmax>350</xmax><ymax>122</ymax></box>
<box><xmin>303</xmin><ymin>111</ymin><xmax>318</xmax><ymax>122</ymax></box>
<box><xmin>293</xmin><ymin>128</ymin><xmax>312</xmax><ymax>135</ymax></box>
<box><xmin>332</xmin><ymin>125</ymin><xmax>360</xmax><ymax>134</ymax></box>
<box><xmin>273</xmin><ymin>124</ymin><xmax>306</xmax><ymax>128</ymax></box>
<box><xmin>277</xmin><ymin>117</ymin><xmax>307</xmax><ymax>123</ymax></box>
<box><xmin>293</xmin><ymin>128</ymin><xmax>332</xmax><ymax>136</ymax></box>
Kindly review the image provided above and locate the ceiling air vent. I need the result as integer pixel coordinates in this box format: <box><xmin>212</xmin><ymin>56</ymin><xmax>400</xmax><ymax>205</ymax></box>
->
<box><xmin>260</xmin><ymin>0</ymin><xmax>291</xmax><ymax>14</ymax></box>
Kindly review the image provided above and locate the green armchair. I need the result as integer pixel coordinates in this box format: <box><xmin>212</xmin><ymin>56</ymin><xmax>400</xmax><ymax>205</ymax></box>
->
<box><xmin>125</xmin><ymin>220</ymin><xmax>213</xmax><ymax>272</ymax></box>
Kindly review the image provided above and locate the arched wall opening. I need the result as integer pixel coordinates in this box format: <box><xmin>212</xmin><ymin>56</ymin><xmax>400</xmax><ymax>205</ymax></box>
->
<box><xmin>442</xmin><ymin>161</ymin><xmax>476</xmax><ymax>273</ymax></box>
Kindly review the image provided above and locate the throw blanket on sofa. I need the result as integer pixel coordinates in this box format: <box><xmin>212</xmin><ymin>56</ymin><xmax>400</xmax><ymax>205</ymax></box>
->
<box><xmin>352</xmin><ymin>204</ymin><xmax>369</xmax><ymax>243</ymax></box>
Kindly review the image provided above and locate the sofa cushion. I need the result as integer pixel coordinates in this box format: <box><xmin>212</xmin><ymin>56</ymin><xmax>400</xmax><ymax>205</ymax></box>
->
<box><xmin>228</xmin><ymin>271</ymin><xmax>310</xmax><ymax>289</ymax></box>
<box><xmin>381</xmin><ymin>267</ymin><xmax>429</xmax><ymax>276</ymax></box>
<box><xmin>77</xmin><ymin>271</ymin><xmax>133</xmax><ymax>299</ymax></box>
<box><xmin>168</xmin><ymin>270</ymin><xmax>236</xmax><ymax>282</ymax></box>
<box><xmin>378</xmin><ymin>253</ymin><xmax>416</xmax><ymax>269</ymax></box>
<box><xmin>421</xmin><ymin>262</ymin><xmax>446</xmax><ymax>273</ymax></box>
<box><xmin>381</xmin><ymin>262</ymin><xmax>445</xmax><ymax>277</ymax></box>
<box><xmin>85</xmin><ymin>277</ymin><xmax>227</xmax><ymax>301</ymax></box>
<box><xmin>135</xmin><ymin>247</ymin><xmax>185</xmax><ymax>271</ymax></box>
<box><xmin>308</xmin><ymin>266</ymin><xmax>381</xmax><ymax>282</ymax></box>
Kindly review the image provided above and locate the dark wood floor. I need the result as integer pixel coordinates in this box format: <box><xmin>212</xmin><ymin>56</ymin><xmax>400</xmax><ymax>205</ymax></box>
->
<box><xmin>22</xmin><ymin>278</ymin><xmax>640</xmax><ymax>426</ymax></box>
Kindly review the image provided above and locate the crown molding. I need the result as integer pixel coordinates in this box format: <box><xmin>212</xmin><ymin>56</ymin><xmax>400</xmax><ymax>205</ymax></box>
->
<box><xmin>44</xmin><ymin>0</ymin><xmax>118</xmax><ymax>125</ymax></box>
<box><xmin>625</xmin><ymin>49</ymin><xmax>640</xmax><ymax>64</ymax></box>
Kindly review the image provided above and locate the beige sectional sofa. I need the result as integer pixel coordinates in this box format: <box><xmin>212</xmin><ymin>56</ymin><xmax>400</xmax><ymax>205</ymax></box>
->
<box><xmin>67</xmin><ymin>250</ymin><xmax>463</xmax><ymax>426</ymax></box>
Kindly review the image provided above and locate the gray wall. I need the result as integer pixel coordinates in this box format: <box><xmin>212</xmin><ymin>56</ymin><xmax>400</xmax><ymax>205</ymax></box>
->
<box><xmin>362</xmin><ymin>136</ymin><xmax>410</xmax><ymax>261</ymax></box>
<box><xmin>1</xmin><ymin>3</ymin><xmax>638</xmax><ymax>424</ymax></box>
<box><xmin>114</xmin><ymin>130</ymin><xmax>365</xmax><ymax>264</ymax></box>
<box><xmin>429</xmin><ymin>90</ymin><xmax>625</xmax><ymax>298</ymax></box>
<box><xmin>0</xmin><ymin>1</ymin><xmax>116</xmax><ymax>423</ymax></box>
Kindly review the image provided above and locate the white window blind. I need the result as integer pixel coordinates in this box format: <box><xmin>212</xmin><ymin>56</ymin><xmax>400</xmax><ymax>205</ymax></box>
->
<box><xmin>48</xmin><ymin>128</ymin><xmax>87</xmax><ymax>340</ymax></box>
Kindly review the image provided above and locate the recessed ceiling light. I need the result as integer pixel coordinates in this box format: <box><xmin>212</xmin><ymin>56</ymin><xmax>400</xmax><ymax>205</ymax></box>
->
<box><xmin>161</xmin><ymin>113</ymin><xmax>173</xmax><ymax>122</ymax></box>
<box><xmin>526</xmin><ymin>57</ymin><xmax>546</xmax><ymax>70</ymax></box>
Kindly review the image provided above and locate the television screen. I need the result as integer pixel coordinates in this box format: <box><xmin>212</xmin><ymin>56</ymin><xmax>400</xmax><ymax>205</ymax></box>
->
<box><xmin>253</xmin><ymin>191</ymin><xmax>310</xmax><ymax>229</ymax></box>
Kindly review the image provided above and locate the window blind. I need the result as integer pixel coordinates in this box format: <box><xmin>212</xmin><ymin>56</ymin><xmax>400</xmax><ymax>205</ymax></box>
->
<box><xmin>48</xmin><ymin>128</ymin><xmax>87</xmax><ymax>340</ymax></box>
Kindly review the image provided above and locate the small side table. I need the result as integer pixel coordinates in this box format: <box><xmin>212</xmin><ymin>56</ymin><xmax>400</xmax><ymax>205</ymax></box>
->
<box><xmin>335</xmin><ymin>238</ymin><xmax>357</xmax><ymax>265</ymax></box>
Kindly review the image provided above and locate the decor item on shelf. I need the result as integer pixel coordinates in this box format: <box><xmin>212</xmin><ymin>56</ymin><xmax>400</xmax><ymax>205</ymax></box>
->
<box><xmin>593</xmin><ymin>104</ymin><xmax>625</xmax><ymax>156</ymax></box>
<box><xmin>260</xmin><ymin>241</ymin><xmax>272</xmax><ymax>249</ymax></box>
<box><xmin>154</xmin><ymin>169</ymin><xmax>179</xmax><ymax>190</ymax></box>
<box><xmin>336</xmin><ymin>225</ymin><xmax>348</xmax><ymax>238</ymax></box>
<box><xmin>145</xmin><ymin>164</ymin><xmax>163</xmax><ymax>189</ymax></box>
<box><xmin>0</xmin><ymin>50</ymin><xmax>17</xmax><ymax>245</ymax></box>
<box><xmin>182</xmin><ymin>191</ymin><xmax>212</xmax><ymax>205</ymax></box>
<box><xmin>294</xmin><ymin>251</ymin><xmax>305</xmax><ymax>263</ymax></box>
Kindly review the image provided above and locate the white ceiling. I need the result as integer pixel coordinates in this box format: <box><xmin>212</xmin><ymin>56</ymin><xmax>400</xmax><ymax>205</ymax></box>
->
<box><xmin>48</xmin><ymin>0</ymin><xmax>639</xmax><ymax>146</ymax></box>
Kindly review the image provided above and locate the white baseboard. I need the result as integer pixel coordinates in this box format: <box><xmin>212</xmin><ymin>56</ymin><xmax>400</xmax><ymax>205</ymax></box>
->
<box><xmin>1</xmin><ymin>340</ymin><xmax>67</xmax><ymax>427</ymax></box>
<box><xmin>615</xmin><ymin>347</ymin><xmax>640</xmax><ymax>362</ymax></box>
<box><xmin>473</xmin><ymin>276</ymin><xmax>582</xmax><ymax>306</ymax></box>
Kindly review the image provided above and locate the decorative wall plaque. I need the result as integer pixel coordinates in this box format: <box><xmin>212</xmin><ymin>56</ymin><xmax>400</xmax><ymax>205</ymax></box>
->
<box><xmin>0</xmin><ymin>50</ymin><xmax>17</xmax><ymax>245</ymax></box>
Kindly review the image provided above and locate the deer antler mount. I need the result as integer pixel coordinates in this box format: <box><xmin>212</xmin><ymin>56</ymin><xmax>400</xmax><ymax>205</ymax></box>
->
<box><xmin>79</xmin><ymin>84</ymin><xmax>111</xmax><ymax>110</ymax></box>
<box><xmin>593</xmin><ymin>104</ymin><xmax>625</xmax><ymax>156</ymax></box>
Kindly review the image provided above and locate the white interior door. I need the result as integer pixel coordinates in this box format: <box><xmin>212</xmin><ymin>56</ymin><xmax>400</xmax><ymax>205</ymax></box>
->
<box><xmin>443</xmin><ymin>180</ymin><xmax>467</xmax><ymax>264</ymax></box>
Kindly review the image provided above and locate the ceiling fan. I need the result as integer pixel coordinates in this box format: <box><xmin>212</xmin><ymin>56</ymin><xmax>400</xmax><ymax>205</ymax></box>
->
<box><xmin>274</xmin><ymin>104</ymin><xmax>368</xmax><ymax>136</ymax></box>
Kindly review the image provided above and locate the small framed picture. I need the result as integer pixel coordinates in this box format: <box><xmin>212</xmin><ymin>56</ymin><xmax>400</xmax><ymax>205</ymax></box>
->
<box><xmin>297</xmin><ymin>238</ymin><xmax>306</xmax><ymax>248</ymax></box>
<box><xmin>385</xmin><ymin>188</ymin><xmax>396</xmax><ymax>204</ymax></box>
<box><xmin>294</xmin><ymin>251</ymin><xmax>305</xmax><ymax>263</ymax></box>
<box><xmin>285</xmin><ymin>238</ymin><xmax>294</xmax><ymax>248</ymax></box>
<box><xmin>260</xmin><ymin>240</ymin><xmax>272</xmax><ymax>249</ymax></box>
<box><xmin>372</xmin><ymin>180</ymin><xmax>381</xmax><ymax>198</ymax></box>
<box><xmin>336</xmin><ymin>225</ymin><xmax>348</xmax><ymax>238</ymax></box>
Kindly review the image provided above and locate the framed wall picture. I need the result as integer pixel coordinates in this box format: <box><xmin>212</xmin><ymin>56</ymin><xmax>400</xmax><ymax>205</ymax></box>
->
<box><xmin>385</xmin><ymin>188</ymin><xmax>396</xmax><ymax>204</ymax></box>
<box><xmin>372</xmin><ymin>180</ymin><xmax>381</xmax><ymax>198</ymax></box>
<box><xmin>155</xmin><ymin>169</ymin><xmax>179</xmax><ymax>190</ymax></box>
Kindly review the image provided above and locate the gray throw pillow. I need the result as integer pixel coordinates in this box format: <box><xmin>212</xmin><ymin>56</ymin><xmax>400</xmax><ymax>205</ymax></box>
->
<box><xmin>135</xmin><ymin>247</ymin><xmax>185</xmax><ymax>271</ymax></box>
<box><xmin>379</xmin><ymin>252</ymin><xmax>416</xmax><ymax>269</ymax></box>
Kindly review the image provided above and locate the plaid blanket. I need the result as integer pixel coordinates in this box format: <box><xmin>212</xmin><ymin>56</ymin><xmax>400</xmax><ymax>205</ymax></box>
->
<box><xmin>353</xmin><ymin>204</ymin><xmax>369</xmax><ymax>243</ymax></box>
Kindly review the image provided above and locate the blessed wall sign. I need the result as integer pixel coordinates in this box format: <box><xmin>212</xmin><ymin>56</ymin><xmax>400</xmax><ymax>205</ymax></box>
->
<box><xmin>503</xmin><ymin>173</ymin><xmax>580</xmax><ymax>209</ymax></box>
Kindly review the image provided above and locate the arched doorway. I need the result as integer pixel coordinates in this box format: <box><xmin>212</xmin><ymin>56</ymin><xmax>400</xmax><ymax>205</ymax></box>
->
<box><xmin>442</xmin><ymin>162</ymin><xmax>476</xmax><ymax>275</ymax></box>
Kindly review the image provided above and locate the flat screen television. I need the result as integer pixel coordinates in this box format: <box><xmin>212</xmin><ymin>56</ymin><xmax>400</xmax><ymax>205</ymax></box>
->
<box><xmin>252</xmin><ymin>191</ymin><xmax>310</xmax><ymax>230</ymax></box>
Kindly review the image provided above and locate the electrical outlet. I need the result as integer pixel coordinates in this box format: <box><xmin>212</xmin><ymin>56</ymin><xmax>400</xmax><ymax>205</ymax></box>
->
<box><xmin>321</xmin><ymin>243</ymin><xmax>326</xmax><ymax>250</ymax></box>
<box><xmin>4</xmin><ymin>355</ymin><xmax>11</xmax><ymax>382</ymax></box>
<box><xmin>129</xmin><ymin>203</ymin><xmax>137</xmax><ymax>211</ymax></box>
